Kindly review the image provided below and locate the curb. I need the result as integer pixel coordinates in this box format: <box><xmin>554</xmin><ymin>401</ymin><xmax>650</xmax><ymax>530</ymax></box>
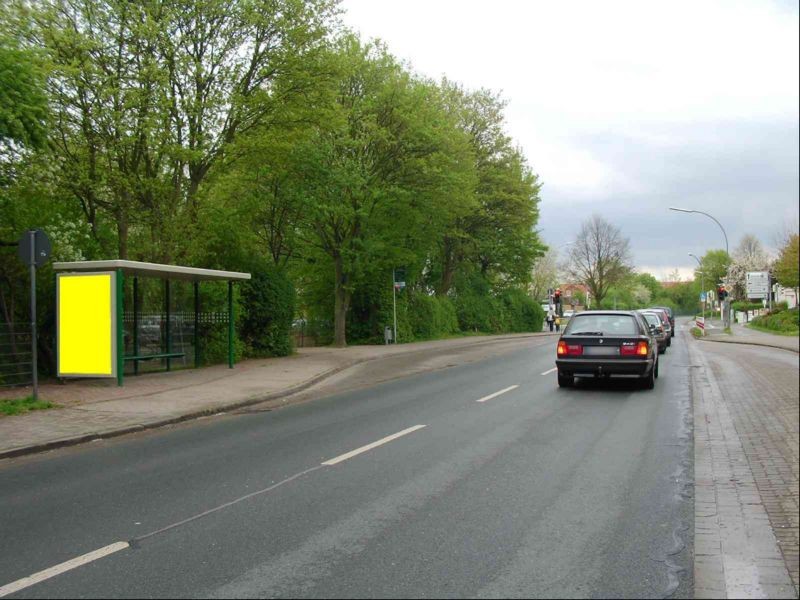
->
<box><xmin>695</xmin><ymin>335</ymin><xmax>799</xmax><ymax>355</ymax></box>
<box><xmin>0</xmin><ymin>332</ymin><xmax>556</xmax><ymax>460</ymax></box>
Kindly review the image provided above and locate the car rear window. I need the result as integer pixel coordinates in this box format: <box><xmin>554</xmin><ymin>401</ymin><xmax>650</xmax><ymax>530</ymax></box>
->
<box><xmin>641</xmin><ymin>313</ymin><xmax>661</xmax><ymax>327</ymax></box>
<box><xmin>564</xmin><ymin>314</ymin><xmax>639</xmax><ymax>336</ymax></box>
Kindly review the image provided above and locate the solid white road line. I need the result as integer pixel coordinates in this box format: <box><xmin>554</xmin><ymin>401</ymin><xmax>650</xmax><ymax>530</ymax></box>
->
<box><xmin>322</xmin><ymin>425</ymin><xmax>427</xmax><ymax>466</ymax></box>
<box><xmin>0</xmin><ymin>542</ymin><xmax>129</xmax><ymax>598</ymax></box>
<box><xmin>541</xmin><ymin>367</ymin><xmax>557</xmax><ymax>375</ymax></box>
<box><xmin>475</xmin><ymin>385</ymin><xmax>519</xmax><ymax>403</ymax></box>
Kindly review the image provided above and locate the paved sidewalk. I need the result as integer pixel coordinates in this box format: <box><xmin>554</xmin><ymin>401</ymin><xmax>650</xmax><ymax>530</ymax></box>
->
<box><xmin>0</xmin><ymin>333</ymin><xmax>555</xmax><ymax>459</ymax></box>
<box><xmin>689</xmin><ymin>333</ymin><xmax>799</xmax><ymax>598</ymax></box>
<box><xmin>690</xmin><ymin>317</ymin><xmax>799</xmax><ymax>354</ymax></box>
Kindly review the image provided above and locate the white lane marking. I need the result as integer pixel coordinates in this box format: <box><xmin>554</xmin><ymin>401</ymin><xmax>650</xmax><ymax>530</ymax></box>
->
<box><xmin>475</xmin><ymin>385</ymin><xmax>519</xmax><ymax>403</ymax></box>
<box><xmin>322</xmin><ymin>425</ymin><xmax>427</xmax><ymax>466</ymax></box>
<box><xmin>0</xmin><ymin>542</ymin><xmax>129</xmax><ymax>598</ymax></box>
<box><xmin>541</xmin><ymin>367</ymin><xmax>557</xmax><ymax>375</ymax></box>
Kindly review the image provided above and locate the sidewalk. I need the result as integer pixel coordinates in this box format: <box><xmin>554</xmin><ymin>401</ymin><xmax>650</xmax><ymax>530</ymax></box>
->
<box><xmin>690</xmin><ymin>332</ymin><xmax>799</xmax><ymax>598</ymax></box>
<box><xmin>690</xmin><ymin>318</ymin><xmax>799</xmax><ymax>354</ymax></box>
<box><xmin>0</xmin><ymin>332</ymin><xmax>555</xmax><ymax>459</ymax></box>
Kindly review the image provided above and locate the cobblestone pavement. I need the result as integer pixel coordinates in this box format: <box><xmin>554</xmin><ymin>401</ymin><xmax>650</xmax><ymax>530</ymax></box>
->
<box><xmin>690</xmin><ymin>334</ymin><xmax>799</xmax><ymax>598</ymax></box>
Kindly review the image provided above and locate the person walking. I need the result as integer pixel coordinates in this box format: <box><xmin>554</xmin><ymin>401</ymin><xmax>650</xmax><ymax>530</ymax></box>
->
<box><xmin>555</xmin><ymin>315</ymin><xmax>561</xmax><ymax>332</ymax></box>
<box><xmin>546</xmin><ymin>310</ymin><xmax>555</xmax><ymax>332</ymax></box>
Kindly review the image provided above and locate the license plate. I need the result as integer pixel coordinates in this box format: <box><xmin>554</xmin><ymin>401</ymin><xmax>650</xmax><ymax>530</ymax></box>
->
<box><xmin>583</xmin><ymin>346</ymin><xmax>619</xmax><ymax>356</ymax></box>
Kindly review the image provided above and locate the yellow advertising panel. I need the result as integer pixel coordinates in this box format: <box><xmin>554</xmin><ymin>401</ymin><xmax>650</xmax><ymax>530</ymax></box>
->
<box><xmin>57</xmin><ymin>272</ymin><xmax>116</xmax><ymax>377</ymax></box>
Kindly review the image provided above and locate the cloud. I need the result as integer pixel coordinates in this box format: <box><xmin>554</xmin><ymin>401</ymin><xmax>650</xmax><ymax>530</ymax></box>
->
<box><xmin>341</xmin><ymin>0</ymin><xmax>799</xmax><ymax>276</ymax></box>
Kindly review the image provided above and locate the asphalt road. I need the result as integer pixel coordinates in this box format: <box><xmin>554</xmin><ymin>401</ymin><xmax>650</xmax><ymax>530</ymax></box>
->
<box><xmin>0</xmin><ymin>335</ymin><xmax>694</xmax><ymax>599</ymax></box>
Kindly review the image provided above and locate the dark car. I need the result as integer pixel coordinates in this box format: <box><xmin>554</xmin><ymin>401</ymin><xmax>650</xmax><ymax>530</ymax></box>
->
<box><xmin>647</xmin><ymin>308</ymin><xmax>672</xmax><ymax>346</ymax></box>
<box><xmin>650</xmin><ymin>306</ymin><xmax>675</xmax><ymax>337</ymax></box>
<box><xmin>639</xmin><ymin>311</ymin><xmax>668</xmax><ymax>354</ymax></box>
<box><xmin>555</xmin><ymin>310</ymin><xmax>659</xmax><ymax>389</ymax></box>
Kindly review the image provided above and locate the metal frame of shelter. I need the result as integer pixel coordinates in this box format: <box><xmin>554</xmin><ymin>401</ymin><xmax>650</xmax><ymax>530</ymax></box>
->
<box><xmin>53</xmin><ymin>260</ymin><xmax>251</xmax><ymax>386</ymax></box>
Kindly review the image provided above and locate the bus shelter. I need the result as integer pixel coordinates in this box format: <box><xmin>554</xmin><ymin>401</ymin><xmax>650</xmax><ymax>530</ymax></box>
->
<box><xmin>53</xmin><ymin>260</ymin><xmax>251</xmax><ymax>386</ymax></box>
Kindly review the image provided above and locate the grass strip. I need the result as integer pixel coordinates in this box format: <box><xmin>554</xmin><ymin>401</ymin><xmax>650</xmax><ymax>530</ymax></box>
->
<box><xmin>0</xmin><ymin>396</ymin><xmax>55</xmax><ymax>417</ymax></box>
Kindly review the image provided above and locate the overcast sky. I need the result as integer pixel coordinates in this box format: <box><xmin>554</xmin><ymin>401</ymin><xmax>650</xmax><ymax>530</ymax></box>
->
<box><xmin>340</xmin><ymin>0</ymin><xmax>799</xmax><ymax>280</ymax></box>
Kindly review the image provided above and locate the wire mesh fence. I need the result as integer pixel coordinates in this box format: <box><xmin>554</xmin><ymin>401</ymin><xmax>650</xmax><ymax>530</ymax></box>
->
<box><xmin>0</xmin><ymin>323</ymin><xmax>33</xmax><ymax>388</ymax></box>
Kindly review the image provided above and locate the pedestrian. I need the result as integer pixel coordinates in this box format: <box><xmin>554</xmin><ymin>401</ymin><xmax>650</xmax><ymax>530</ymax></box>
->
<box><xmin>555</xmin><ymin>315</ymin><xmax>561</xmax><ymax>332</ymax></box>
<box><xmin>546</xmin><ymin>310</ymin><xmax>554</xmax><ymax>332</ymax></box>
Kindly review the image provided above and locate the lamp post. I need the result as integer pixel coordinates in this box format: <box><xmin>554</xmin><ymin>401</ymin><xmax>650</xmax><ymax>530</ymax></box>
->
<box><xmin>670</xmin><ymin>207</ymin><xmax>731</xmax><ymax>327</ymax></box>
<box><xmin>689</xmin><ymin>253</ymin><xmax>705</xmax><ymax>335</ymax></box>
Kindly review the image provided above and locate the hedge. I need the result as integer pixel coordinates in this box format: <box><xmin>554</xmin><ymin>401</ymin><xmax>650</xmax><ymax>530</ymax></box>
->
<box><xmin>239</xmin><ymin>261</ymin><xmax>296</xmax><ymax>357</ymax></box>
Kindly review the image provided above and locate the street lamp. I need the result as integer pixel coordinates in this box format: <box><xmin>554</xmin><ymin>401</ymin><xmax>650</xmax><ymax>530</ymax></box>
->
<box><xmin>671</xmin><ymin>207</ymin><xmax>731</xmax><ymax>327</ymax></box>
<box><xmin>689</xmin><ymin>253</ymin><xmax>705</xmax><ymax>335</ymax></box>
<box><xmin>669</xmin><ymin>207</ymin><xmax>729</xmax><ymax>257</ymax></box>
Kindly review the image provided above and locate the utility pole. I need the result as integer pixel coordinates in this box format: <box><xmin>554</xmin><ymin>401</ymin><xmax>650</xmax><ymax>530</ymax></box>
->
<box><xmin>392</xmin><ymin>269</ymin><xmax>398</xmax><ymax>345</ymax></box>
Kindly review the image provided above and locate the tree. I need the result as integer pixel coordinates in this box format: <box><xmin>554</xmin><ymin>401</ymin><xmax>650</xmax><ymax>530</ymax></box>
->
<box><xmin>0</xmin><ymin>43</ymin><xmax>48</xmax><ymax>154</ymax></box>
<box><xmin>292</xmin><ymin>38</ymin><xmax>474</xmax><ymax>346</ymax></box>
<box><xmin>529</xmin><ymin>248</ymin><xmax>559</xmax><ymax>302</ymax></box>
<box><xmin>774</xmin><ymin>234</ymin><xmax>799</xmax><ymax>290</ymax></box>
<box><xmin>697</xmin><ymin>249</ymin><xmax>730</xmax><ymax>288</ymax></box>
<box><xmin>567</xmin><ymin>214</ymin><xmax>633</xmax><ymax>306</ymax></box>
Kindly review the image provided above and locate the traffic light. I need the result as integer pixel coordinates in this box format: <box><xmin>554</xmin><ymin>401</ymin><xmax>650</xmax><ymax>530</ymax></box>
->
<box><xmin>554</xmin><ymin>289</ymin><xmax>562</xmax><ymax>304</ymax></box>
<box><xmin>717</xmin><ymin>286</ymin><xmax>728</xmax><ymax>302</ymax></box>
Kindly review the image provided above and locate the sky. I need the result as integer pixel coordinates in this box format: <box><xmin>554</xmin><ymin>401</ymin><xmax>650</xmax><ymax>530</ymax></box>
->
<box><xmin>339</xmin><ymin>0</ymin><xmax>799</xmax><ymax>280</ymax></box>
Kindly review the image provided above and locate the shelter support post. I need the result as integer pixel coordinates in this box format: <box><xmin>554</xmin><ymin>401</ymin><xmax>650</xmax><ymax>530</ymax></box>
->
<box><xmin>228</xmin><ymin>281</ymin><xmax>234</xmax><ymax>368</ymax></box>
<box><xmin>116</xmin><ymin>269</ymin><xmax>124</xmax><ymax>386</ymax></box>
<box><xmin>165</xmin><ymin>279</ymin><xmax>171</xmax><ymax>371</ymax></box>
<box><xmin>194</xmin><ymin>282</ymin><xmax>200</xmax><ymax>368</ymax></box>
<box><xmin>133</xmin><ymin>277</ymin><xmax>139</xmax><ymax>374</ymax></box>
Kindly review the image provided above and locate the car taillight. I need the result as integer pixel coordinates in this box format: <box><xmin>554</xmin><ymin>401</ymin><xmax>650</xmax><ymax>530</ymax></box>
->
<box><xmin>621</xmin><ymin>341</ymin><xmax>649</xmax><ymax>356</ymax></box>
<box><xmin>557</xmin><ymin>341</ymin><xmax>582</xmax><ymax>356</ymax></box>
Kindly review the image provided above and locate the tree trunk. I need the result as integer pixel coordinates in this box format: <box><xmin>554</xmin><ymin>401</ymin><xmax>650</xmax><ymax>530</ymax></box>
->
<box><xmin>333</xmin><ymin>255</ymin><xmax>350</xmax><ymax>347</ymax></box>
<box><xmin>437</xmin><ymin>237</ymin><xmax>456</xmax><ymax>296</ymax></box>
<box><xmin>117</xmin><ymin>210</ymin><xmax>128</xmax><ymax>259</ymax></box>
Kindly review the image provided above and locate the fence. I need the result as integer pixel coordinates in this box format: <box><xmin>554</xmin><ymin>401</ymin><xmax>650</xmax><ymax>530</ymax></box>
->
<box><xmin>0</xmin><ymin>323</ymin><xmax>33</xmax><ymax>388</ymax></box>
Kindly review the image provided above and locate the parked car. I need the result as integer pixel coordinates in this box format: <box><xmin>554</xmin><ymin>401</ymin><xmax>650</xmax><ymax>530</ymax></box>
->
<box><xmin>639</xmin><ymin>311</ymin><xmax>668</xmax><ymax>354</ymax></box>
<box><xmin>647</xmin><ymin>308</ymin><xmax>672</xmax><ymax>346</ymax></box>
<box><xmin>555</xmin><ymin>310</ymin><xmax>659</xmax><ymax>389</ymax></box>
<box><xmin>650</xmin><ymin>306</ymin><xmax>675</xmax><ymax>337</ymax></box>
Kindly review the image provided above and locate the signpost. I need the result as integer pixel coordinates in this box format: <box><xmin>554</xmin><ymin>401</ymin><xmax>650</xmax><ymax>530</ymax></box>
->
<box><xmin>392</xmin><ymin>268</ymin><xmax>406</xmax><ymax>344</ymax></box>
<box><xmin>16</xmin><ymin>229</ymin><xmax>52</xmax><ymax>399</ymax></box>
<box><xmin>746</xmin><ymin>271</ymin><xmax>770</xmax><ymax>313</ymax></box>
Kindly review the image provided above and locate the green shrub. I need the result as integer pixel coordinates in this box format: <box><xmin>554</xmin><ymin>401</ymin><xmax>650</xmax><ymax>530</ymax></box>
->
<box><xmin>239</xmin><ymin>261</ymin><xmax>296</xmax><ymax>357</ymax></box>
<box><xmin>771</xmin><ymin>301</ymin><xmax>789</xmax><ymax>314</ymax></box>
<box><xmin>731</xmin><ymin>301</ymin><xmax>763</xmax><ymax>312</ymax></box>
<box><xmin>498</xmin><ymin>289</ymin><xmax>545</xmax><ymax>332</ymax></box>
<box><xmin>750</xmin><ymin>307</ymin><xmax>799</xmax><ymax>334</ymax></box>
<box><xmin>408</xmin><ymin>294</ymin><xmax>459</xmax><ymax>339</ymax></box>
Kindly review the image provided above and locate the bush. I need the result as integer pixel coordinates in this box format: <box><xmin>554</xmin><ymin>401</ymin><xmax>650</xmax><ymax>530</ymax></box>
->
<box><xmin>408</xmin><ymin>294</ymin><xmax>459</xmax><ymax>339</ymax></box>
<box><xmin>239</xmin><ymin>261</ymin><xmax>296</xmax><ymax>357</ymax></box>
<box><xmin>771</xmin><ymin>301</ymin><xmax>789</xmax><ymax>314</ymax></box>
<box><xmin>750</xmin><ymin>307</ymin><xmax>799</xmax><ymax>334</ymax></box>
<box><xmin>498</xmin><ymin>289</ymin><xmax>545</xmax><ymax>332</ymax></box>
<box><xmin>731</xmin><ymin>301</ymin><xmax>763</xmax><ymax>312</ymax></box>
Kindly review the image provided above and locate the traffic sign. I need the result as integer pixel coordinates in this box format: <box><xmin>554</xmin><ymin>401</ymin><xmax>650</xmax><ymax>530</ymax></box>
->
<box><xmin>17</xmin><ymin>229</ymin><xmax>51</xmax><ymax>267</ymax></box>
<box><xmin>700</xmin><ymin>292</ymin><xmax>706</xmax><ymax>302</ymax></box>
<box><xmin>746</xmin><ymin>271</ymin><xmax>769</xmax><ymax>299</ymax></box>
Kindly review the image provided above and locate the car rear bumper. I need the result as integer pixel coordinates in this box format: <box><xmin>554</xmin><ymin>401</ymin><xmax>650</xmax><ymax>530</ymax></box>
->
<box><xmin>556</xmin><ymin>357</ymin><xmax>654</xmax><ymax>377</ymax></box>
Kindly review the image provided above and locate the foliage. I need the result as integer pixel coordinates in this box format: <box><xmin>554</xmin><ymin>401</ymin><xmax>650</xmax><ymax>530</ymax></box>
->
<box><xmin>750</xmin><ymin>308</ymin><xmax>799</xmax><ymax>335</ymax></box>
<box><xmin>771</xmin><ymin>301</ymin><xmax>789</xmax><ymax>314</ymax></box>
<box><xmin>697</xmin><ymin>249</ymin><xmax>731</xmax><ymax>288</ymax></box>
<box><xmin>0</xmin><ymin>39</ymin><xmax>48</xmax><ymax>154</ymax></box>
<box><xmin>774</xmin><ymin>234</ymin><xmax>799</xmax><ymax>290</ymax></box>
<box><xmin>728</xmin><ymin>234</ymin><xmax>771</xmax><ymax>300</ymax></box>
<box><xmin>408</xmin><ymin>294</ymin><xmax>459</xmax><ymax>340</ymax></box>
<box><xmin>731</xmin><ymin>301</ymin><xmax>763</xmax><ymax>312</ymax></box>
<box><xmin>239</xmin><ymin>261</ymin><xmax>296</xmax><ymax>357</ymax></box>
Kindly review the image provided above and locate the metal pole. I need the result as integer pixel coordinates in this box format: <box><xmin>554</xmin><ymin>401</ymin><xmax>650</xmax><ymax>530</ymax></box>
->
<box><xmin>116</xmin><ymin>269</ymin><xmax>124</xmax><ymax>386</ymax></box>
<box><xmin>228</xmin><ymin>281</ymin><xmax>234</xmax><ymax>368</ymax></box>
<box><xmin>29</xmin><ymin>231</ymin><xmax>38</xmax><ymax>400</ymax></box>
<box><xmin>194</xmin><ymin>281</ymin><xmax>199</xmax><ymax>368</ymax></box>
<box><xmin>392</xmin><ymin>269</ymin><xmax>397</xmax><ymax>344</ymax></box>
<box><xmin>165</xmin><ymin>279</ymin><xmax>171</xmax><ymax>371</ymax></box>
<box><xmin>133</xmin><ymin>277</ymin><xmax>139</xmax><ymax>375</ymax></box>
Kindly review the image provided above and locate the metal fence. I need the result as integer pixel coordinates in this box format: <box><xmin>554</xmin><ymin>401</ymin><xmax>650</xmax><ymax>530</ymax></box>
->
<box><xmin>0</xmin><ymin>323</ymin><xmax>33</xmax><ymax>388</ymax></box>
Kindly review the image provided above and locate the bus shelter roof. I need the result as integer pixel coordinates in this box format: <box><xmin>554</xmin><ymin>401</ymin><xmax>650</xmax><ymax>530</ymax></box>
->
<box><xmin>53</xmin><ymin>260</ymin><xmax>251</xmax><ymax>282</ymax></box>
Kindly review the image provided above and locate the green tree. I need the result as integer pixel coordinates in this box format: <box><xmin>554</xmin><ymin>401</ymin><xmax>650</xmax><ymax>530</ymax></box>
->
<box><xmin>774</xmin><ymin>234</ymin><xmax>799</xmax><ymax>290</ymax></box>
<box><xmin>697</xmin><ymin>249</ymin><xmax>731</xmax><ymax>288</ymax></box>
<box><xmin>0</xmin><ymin>43</ymin><xmax>48</xmax><ymax>154</ymax></box>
